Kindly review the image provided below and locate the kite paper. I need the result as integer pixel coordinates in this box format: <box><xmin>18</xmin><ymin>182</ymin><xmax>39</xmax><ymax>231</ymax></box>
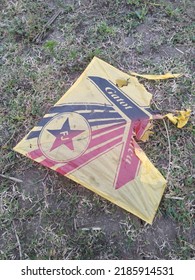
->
<box><xmin>14</xmin><ymin>57</ymin><xmax>167</xmax><ymax>224</ymax></box>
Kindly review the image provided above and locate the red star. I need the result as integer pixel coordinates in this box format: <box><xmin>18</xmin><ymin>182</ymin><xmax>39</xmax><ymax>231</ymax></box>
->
<box><xmin>47</xmin><ymin>118</ymin><xmax>84</xmax><ymax>151</ymax></box>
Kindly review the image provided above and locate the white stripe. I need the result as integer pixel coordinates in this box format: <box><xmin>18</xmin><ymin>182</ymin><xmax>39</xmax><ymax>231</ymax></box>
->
<box><xmin>77</xmin><ymin>109</ymin><xmax>116</xmax><ymax>114</ymax></box>
<box><xmin>44</xmin><ymin>113</ymin><xmax>57</xmax><ymax>118</ymax></box>
<box><xmin>35</xmin><ymin>156</ymin><xmax>46</xmax><ymax>163</ymax></box>
<box><xmin>88</xmin><ymin>118</ymin><xmax>123</xmax><ymax>123</ymax></box>
<box><xmin>52</xmin><ymin>163</ymin><xmax>66</xmax><ymax>170</ymax></box>
<box><xmin>92</xmin><ymin>123</ymin><xmax>126</xmax><ymax>139</ymax></box>
<box><xmin>31</xmin><ymin>126</ymin><xmax>42</xmax><ymax>132</ymax></box>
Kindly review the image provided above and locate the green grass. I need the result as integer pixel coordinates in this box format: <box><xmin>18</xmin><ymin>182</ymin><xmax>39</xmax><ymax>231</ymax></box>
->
<box><xmin>0</xmin><ymin>0</ymin><xmax>194</xmax><ymax>260</ymax></box>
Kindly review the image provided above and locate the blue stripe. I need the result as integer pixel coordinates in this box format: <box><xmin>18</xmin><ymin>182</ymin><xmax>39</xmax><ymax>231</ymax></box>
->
<box><xmin>33</xmin><ymin>103</ymin><xmax>126</xmax><ymax>131</ymax></box>
<box><xmin>49</xmin><ymin>104</ymin><xmax>114</xmax><ymax>114</ymax></box>
<box><xmin>26</xmin><ymin>130</ymin><xmax>41</xmax><ymax>140</ymax></box>
<box><xmin>144</xmin><ymin>107</ymin><xmax>160</xmax><ymax>115</ymax></box>
<box><xmin>80</xmin><ymin>111</ymin><xmax>122</xmax><ymax>120</ymax></box>
<box><xmin>38</xmin><ymin>117</ymin><xmax>52</xmax><ymax>127</ymax></box>
<box><xmin>88</xmin><ymin>76</ymin><xmax>149</xmax><ymax>120</ymax></box>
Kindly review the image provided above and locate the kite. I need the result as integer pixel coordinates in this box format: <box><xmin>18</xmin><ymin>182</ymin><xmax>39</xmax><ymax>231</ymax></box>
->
<box><xmin>13</xmin><ymin>57</ymin><xmax>189</xmax><ymax>224</ymax></box>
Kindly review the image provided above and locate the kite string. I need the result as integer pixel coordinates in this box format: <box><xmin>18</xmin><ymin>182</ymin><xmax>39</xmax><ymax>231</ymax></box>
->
<box><xmin>162</xmin><ymin>118</ymin><xmax>172</xmax><ymax>181</ymax></box>
<box><xmin>153</xmin><ymin>101</ymin><xmax>172</xmax><ymax>181</ymax></box>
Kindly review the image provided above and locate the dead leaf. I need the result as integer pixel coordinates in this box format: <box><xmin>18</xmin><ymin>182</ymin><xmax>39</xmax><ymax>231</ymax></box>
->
<box><xmin>140</xmin><ymin>130</ymin><xmax>154</xmax><ymax>142</ymax></box>
<box><xmin>165</xmin><ymin>109</ymin><xmax>191</xmax><ymax>128</ymax></box>
<box><xmin>116</xmin><ymin>78</ymin><xmax>129</xmax><ymax>88</ymax></box>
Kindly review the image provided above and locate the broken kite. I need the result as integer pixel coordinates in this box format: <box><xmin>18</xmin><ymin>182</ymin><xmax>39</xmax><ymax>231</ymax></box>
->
<box><xmin>14</xmin><ymin>57</ymin><xmax>168</xmax><ymax>224</ymax></box>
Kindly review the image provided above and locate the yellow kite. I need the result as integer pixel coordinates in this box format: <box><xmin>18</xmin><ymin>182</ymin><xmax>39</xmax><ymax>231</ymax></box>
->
<box><xmin>14</xmin><ymin>57</ymin><xmax>168</xmax><ymax>224</ymax></box>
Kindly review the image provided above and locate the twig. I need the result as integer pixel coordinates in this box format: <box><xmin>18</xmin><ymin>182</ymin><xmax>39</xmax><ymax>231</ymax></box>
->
<box><xmin>184</xmin><ymin>241</ymin><xmax>195</xmax><ymax>251</ymax></box>
<box><xmin>0</xmin><ymin>174</ymin><xmax>23</xmax><ymax>183</ymax></box>
<box><xmin>165</xmin><ymin>195</ymin><xmax>184</xmax><ymax>200</ymax></box>
<box><xmin>25</xmin><ymin>197</ymin><xmax>45</xmax><ymax>215</ymax></box>
<box><xmin>175</xmin><ymin>47</ymin><xmax>184</xmax><ymax>54</ymax></box>
<box><xmin>12</xmin><ymin>221</ymin><xmax>22</xmax><ymax>259</ymax></box>
<box><xmin>81</xmin><ymin>227</ymin><xmax>102</xmax><ymax>231</ymax></box>
<box><xmin>2</xmin><ymin>132</ymin><xmax>16</xmax><ymax>147</ymax></box>
<box><xmin>65</xmin><ymin>250</ymin><xmax>74</xmax><ymax>260</ymax></box>
<box><xmin>73</xmin><ymin>218</ymin><xmax>77</xmax><ymax>230</ymax></box>
<box><xmin>33</xmin><ymin>9</ymin><xmax>62</xmax><ymax>43</ymax></box>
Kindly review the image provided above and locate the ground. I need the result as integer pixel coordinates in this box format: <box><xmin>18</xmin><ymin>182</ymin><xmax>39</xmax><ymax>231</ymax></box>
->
<box><xmin>0</xmin><ymin>0</ymin><xmax>194</xmax><ymax>260</ymax></box>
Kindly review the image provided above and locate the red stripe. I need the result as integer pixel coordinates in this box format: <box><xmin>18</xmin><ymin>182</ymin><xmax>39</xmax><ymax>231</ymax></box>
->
<box><xmin>88</xmin><ymin>126</ymin><xmax>125</xmax><ymax>149</ymax></box>
<box><xmin>114</xmin><ymin>123</ymin><xmax>140</xmax><ymax>189</ymax></box>
<box><xmin>28</xmin><ymin>149</ymin><xmax>43</xmax><ymax>159</ymax></box>
<box><xmin>40</xmin><ymin>158</ymin><xmax>58</xmax><ymax>168</ymax></box>
<box><xmin>56</xmin><ymin>137</ymin><xmax>123</xmax><ymax>175</ymax></box>
<box><xmin>91</xmin><ymin>122</ymin><xmax>125</xmax><ymax>137</ymax></box>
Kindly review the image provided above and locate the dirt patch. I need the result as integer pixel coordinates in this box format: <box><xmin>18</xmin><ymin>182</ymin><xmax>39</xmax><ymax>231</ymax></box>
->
<box><xmin>76</xmin><ymin>199</ymin><xmax>127</xmax><ymax>235</ymax></box>
<box><xmin>137</xmin><ymin>217</ymin><xmax>178</xmax><ymax>259</ymax></box>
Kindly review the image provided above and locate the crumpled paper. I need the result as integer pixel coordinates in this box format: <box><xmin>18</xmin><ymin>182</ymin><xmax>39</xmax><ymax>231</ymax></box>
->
<box><xmin>165</xmin><ymin>109</ymin><xmax>191</xmax><ymax>128</ymax></box>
